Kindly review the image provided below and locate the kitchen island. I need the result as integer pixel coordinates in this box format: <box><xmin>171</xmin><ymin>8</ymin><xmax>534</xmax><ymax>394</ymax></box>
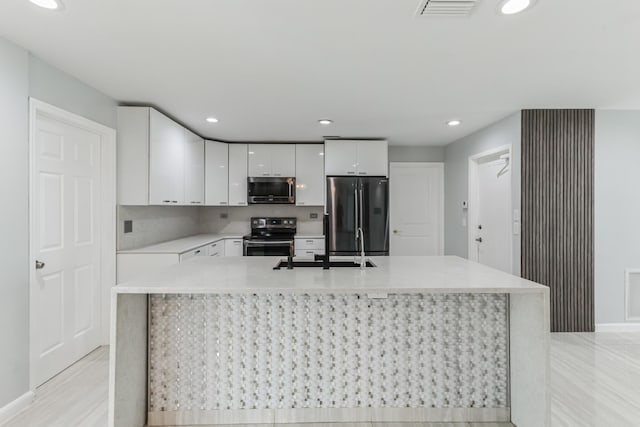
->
<box><xmin>108</xmin><ymin>256</ymin><xmax>549</xmax><ymax>427</ymax></box>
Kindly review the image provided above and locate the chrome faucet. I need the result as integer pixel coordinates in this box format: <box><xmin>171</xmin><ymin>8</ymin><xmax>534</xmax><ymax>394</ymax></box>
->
<box><xmin>358</xmin><ymin>227</ymin><xmax>366</xmax><ymax>270</ymax></box>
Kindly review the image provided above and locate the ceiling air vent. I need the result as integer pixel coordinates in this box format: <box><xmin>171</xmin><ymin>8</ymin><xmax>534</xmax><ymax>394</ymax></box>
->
<box><xmin>416</xmin><ymin>0</ymin><xmax>479</xmax><ymax>16</ymax></box>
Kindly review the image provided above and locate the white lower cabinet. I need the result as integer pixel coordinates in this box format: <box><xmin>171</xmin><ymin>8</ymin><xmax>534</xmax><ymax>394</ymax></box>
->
<box><xmin>294</xmin><ymin>238</ymin><xmax>325</xmax><ymax>258</ymax></box>
<box><xmin>179</xmin><ymin>246</ymin><xmax>208</xmax><ymax>262</ymax></box>
<box><xmin>207</xmin><ymin>240</ymin><xmax>225</xmax><ymax>257</ymax></box>
<box><xmin>225</xmin><ymin>239</ymin><xmax>244</xmax><ymax>256</ymax></box>
<box><xmin>117</xmin><ymin>237</ymin><xmax>243</xmax><ymax>283</ymax></box>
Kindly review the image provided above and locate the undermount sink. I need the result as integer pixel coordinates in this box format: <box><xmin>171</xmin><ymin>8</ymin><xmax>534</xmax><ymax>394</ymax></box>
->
<box><xmin>273</xmin><ymin>259</ymin><xmax>376</xmax><ymax>270</ymax></box>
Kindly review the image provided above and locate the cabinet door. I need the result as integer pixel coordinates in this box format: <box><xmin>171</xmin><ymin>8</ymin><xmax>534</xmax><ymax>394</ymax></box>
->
<box><xmin>324</xmin><ymin>140</ymin><xmax>358</xmax><ymax>176</ymax></box>
<box><xmin>205</xmin><ymin>141</ymin><xmax>229</xmax><ymax>206</ymax></box>
<box><xmin>149</xmin><ymin>109</ymin><xmax>184</xmax><ymax>205</ymax></box>
<box><xmin>224</xmin><ymin>239</ymin><xmax>244</xmax><ymax>256</ymax></box>
<box><xmin>271</xmin><ymin>144</ymin><xmax>296</xmax><ymax>177</ymax></box>
<box><xmin>295</xmin><ymin>144</ymin><xmax>325</xmax><ymax>206</ymax></box>
<box><xmin>183</xmin><ymin>129</ymin><xmax>204</xmax><ymax>205</ymax></box>
<box><xmin>228</xmin><ymin>144</ymin><xmax>248</xmax><ymax>206</ymax></box>
<box><xmin>356</xmin><ymin>140</ymin><xmax>388</xmax><ymax>176</ymax></box>
<box><xmin>248</xmin><ymin>144</ymin><xmax>272</xmax><ymax>177</ymax></box>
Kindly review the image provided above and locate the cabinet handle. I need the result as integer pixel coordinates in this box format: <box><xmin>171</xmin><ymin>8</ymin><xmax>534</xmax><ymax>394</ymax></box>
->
<box><xmin>238</xmin><ymin>202</ymin><xmax>246</xmax><ymax>205</ymax></box>
<box><xmin>190</xmin><ymin>201</ymin><xmax>201</xmax><ymax>204</ymax></box>
<box><xmin>172</xmin><ymin>201</ymin><xmax>178</xmax><ymax>203</ymax></box>
<box><xmin>211</xmin><ymin>252</ymin><xmax>219</xmax><ymax>257</ymax></box>
<box><xmin>195</xmin><ymin>250</ymin><xmax>201</xmax><ymax>254</ymax></box>
<box><xmin>220</xmin><ymin>202</ymin><xmax>228</xmax><ymax>205</ymax></box>
<box><xmin>262</xmin><ymin>173</ymin><xmax>270</xmax><ymax>176</ymax></box>
<box><xmin>163</xmin><ymin>200</ymin><xmax>171</xmax><ymax>203</ymax></box>
<box><xmin>298</xmin><ymin>202</ymin><xmax>305</xmax><ymax>205</ymax></box>
<box><xmin>306</xmin><ymin>240</ymin><xmax>314</xmax><ymax>243</ymax></box>
<box><xmin>358</xmin><ymin>172</ymin><xmax>367</xmax><ymax>175</ymax></box>
<box><xmin>347</xmin><ymin>171</ymin><xmax>356</xmax><ymax>175</ymax></box>
<box><xmin>273</xmin><ymin>173</ymin><xmax>282</xmax><ymax>177</ymax></box>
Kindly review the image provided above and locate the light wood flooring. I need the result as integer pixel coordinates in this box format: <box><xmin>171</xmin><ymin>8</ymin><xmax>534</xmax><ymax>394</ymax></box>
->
<box><xmin>4</xmin><ymin>332</ymin><xmax>640</xmax><ymax>426</ymax></box>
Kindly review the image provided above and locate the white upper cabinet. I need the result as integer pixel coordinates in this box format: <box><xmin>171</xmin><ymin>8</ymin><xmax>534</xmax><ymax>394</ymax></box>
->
<box><xmin>248</xmin><ymin>144</ymin><xmax>295</xmax><ymax>177</ymax></box>
<box><xmin>247</xmin><ymin>144</ymin><xmax>271</xmax><ymax>177</ymax></box>
<box><xmin>355</xmin><ymin>140</ymin><xmax>388</xmax><ymax>176</ymax></box>
<box><xmin>324</xmin><ymin>140</ymin><xmax>388</xmax><ymax>177</ymax></box>
<box><xmin>149</xmin><ymin>109</ymin><xmax>185</xmax><ymax>205</ymax></box>
<box><xmin>228</xmin><ymin>144</ymin><xmax>248</xmax><ymax>206</ymax></box>
<box><xmin>270</xmin><ymin>144</ymin><xmax>296</xmax><ymax>177</ymax></box>
<box><xmin>324</xmin><ymin>141</ymin><xmax>358</xmax><ymax>176</ymax></box>
<box><xmin>183</xmin><ymin>129</ymin><xmax>204</xmax><ymax>205</ymax></box>
<box><xmin>295</xmin><ymin>144</ymin><xmax>325</xmax><ymax>206</ymax></box>
<box><xmin>205</xmin><ymin>140</ymin><xmax>229</xmax><ymax>206</ymax></box>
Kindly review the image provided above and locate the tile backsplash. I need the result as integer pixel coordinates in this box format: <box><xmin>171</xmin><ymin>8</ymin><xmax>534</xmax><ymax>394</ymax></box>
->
<box><xmin>199</xmin><ymin>205</ymin><xmax>324</xmax><ymax>235</ymax></box>
<box><xmin>117</xmin><ymin>206</ymin><xmax>201</xmax><ymax>250</ymax></box>
<box><xmin>117</xmin><ymin>205</ymin><xmax>325</xmax><ymax>250</ymax></box>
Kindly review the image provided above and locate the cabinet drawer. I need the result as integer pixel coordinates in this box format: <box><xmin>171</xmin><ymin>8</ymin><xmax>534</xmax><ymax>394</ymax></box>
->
<box><xmin>179</xmin><ymin>246</ymin><xmax>207</xmax><ymax>262</ymax></box>
<box><xmin>295</xmin><ymin>238</ymin><xmax>324</xmax><ymax>250</ymax></box>
<box><xmin>225</xmin><ymin>239</ymin><xmax>244</xmax><ymax>257</ymax></box>
<box><xmin>295</xmin><ymin>248</ymin><xmax>325</xmax><ymax>258</ymax></box>
<box><xmin>207</xmin><ymin>241</ymin><xmax>225</xmax><ymax>257</ymax></box>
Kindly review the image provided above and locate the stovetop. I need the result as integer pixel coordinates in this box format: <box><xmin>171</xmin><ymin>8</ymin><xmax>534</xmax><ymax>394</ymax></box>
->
<box><xmin>246</xmin><ymin>217</ymin><xmax>297</xmax><ymax>240</ymax></box>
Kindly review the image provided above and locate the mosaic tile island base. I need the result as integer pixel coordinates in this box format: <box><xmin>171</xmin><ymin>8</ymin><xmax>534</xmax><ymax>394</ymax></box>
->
<box><xmin>108</xmin><ymin>256</ymin><xmax>549</xmax><ymax>427</ymax></box>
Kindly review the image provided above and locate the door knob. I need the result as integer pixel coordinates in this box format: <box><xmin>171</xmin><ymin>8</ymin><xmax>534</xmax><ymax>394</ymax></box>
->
<box><xmin>475</xmin><ymin>237</ymin><xmax>483</xmax><ymax>243</ymax></box>
<box><xmin>35</xmin><ymin>260</ymin><xmax>45</xmax><ymax>270</ymax></box>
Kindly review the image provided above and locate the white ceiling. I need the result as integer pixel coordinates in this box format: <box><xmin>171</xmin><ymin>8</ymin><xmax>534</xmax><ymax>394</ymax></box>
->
<box><xmin>1</xmin><ymin>0</ymin><xmax>640</xmax><ymax>146</ymax></box>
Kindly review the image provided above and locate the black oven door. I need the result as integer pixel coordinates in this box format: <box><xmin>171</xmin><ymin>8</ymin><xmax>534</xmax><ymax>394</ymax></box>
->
<box><xmin>244</xmin><ymin>240</ymin><xmax>294</xmax><ymax>256</ymax></box>
<box><xmin>247</xmin><ymin>177</ymin><xmax>295</xmax><ymax>204</ymax></box>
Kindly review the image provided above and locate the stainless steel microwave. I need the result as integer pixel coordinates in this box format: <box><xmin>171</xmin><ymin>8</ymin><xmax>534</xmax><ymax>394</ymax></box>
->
<box><xmin>247</xmin><ymin>177</ymin><xmax>295</xmax><ymax>204</ymax></box>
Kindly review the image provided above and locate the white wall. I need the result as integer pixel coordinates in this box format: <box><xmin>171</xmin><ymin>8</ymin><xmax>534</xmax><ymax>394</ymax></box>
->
<box><xmin>444</xmin><ymin>113</ymin><xmax>521</xmax><ymax>275</ymax></box>
<box><xmin>388</xmin><ymin>146</ymin><xmax>445</xmax><ymax>163</ymax></box>
<box><xmin>28</xmin><ymin>55</ymin><xmax>117</xmax><ymax>128</ymax></box>
<box><xmin>0</xmin><ymin>37</ymin><xmax>30</xmax><ymax>409</ymax></box>
<box><xmin>0</xmin><ymin>35</ymin><xmax>117</xmax><ymax>409</ymax></box>
<box><xmin>594</xmin><ymin>110</ymin><xmax>640</xmax><ymax>324</ymax></box>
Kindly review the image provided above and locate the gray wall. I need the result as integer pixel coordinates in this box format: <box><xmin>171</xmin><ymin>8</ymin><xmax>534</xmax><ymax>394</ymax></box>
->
<box><xmin>594</xmin><ymin>111</ymin><xmax>640</xmax><ymax>324</ymax></box>
<box><xmin>388</xmin><ymin>145</ymin><xmax>445</xmax><ymax>163</ymax></box>
<box><xmin>0</xmin><ymin>37</ymin><xmax>30</xmax><ymax>409</ymax></box>
<box><xmin>444</xmin><ymin>113</ymin><xmax>521</xmax><ymax>275</ymax></box>
<box><xmin>0</xmin><ymin>36</ymin><xmax>117</xmax><ymax>408</ymax></box>
<box><xmin>28</xmin><ymin>55</ymin><xmax>117</xmax><ymax>128</ymax></box>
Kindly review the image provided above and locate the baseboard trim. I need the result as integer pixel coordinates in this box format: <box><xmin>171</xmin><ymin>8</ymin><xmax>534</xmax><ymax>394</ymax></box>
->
<box><xmin>0</xmin><ymin>390</ymin><xmax>34</xmax><ymax>425</ymax></box>
<box><xmin>596</xmin><ymin>323</ymin><xmax>640</xmax><ymax>332</ymax></box>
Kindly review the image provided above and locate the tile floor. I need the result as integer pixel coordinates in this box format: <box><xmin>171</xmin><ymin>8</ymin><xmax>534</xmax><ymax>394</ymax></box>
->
<box><xmin>3</xmin><ymin>332</ymin><xmax>640</xmax><ymax>426</ymax></box>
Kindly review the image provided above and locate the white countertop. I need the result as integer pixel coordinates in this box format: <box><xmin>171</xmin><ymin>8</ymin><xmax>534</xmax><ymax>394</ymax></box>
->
<box><xmin>117</xmin><ymin>234</ymin><xmax>245</xmax><ymax>255</ymax></box>
<box><xmin>114</xmin><ymin>255</ymin><xmax>547</xmax><ymax>295</ymax></box>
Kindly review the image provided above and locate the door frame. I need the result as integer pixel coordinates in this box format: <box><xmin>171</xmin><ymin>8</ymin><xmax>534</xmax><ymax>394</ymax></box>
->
<box><xmin>28</xmin><ymin>98</ymin><xmax>116</xmax><ymax>388</ymax></box>
<box><xmin>467</xmin><ymin>145</ymin><xmax>512</xmax><ymax>270</ymax></box>
<box><xmin>389</xmin><ymin>162</ymin><xmax>445</xmax><ymax>255</ymax></box>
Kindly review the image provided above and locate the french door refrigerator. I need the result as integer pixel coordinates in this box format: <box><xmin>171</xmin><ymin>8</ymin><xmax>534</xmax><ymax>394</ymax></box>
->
<box><xmin>326</xmin><ymin>176</ymin><xmax>390</xmax><ymax>256</ymax></box>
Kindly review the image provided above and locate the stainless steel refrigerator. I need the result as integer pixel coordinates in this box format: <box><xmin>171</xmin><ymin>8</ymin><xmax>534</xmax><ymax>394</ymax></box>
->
<box><xmin>326</xmin><ymin>176</ymin><xmax>389</xmax><ymax>256</ymax></box>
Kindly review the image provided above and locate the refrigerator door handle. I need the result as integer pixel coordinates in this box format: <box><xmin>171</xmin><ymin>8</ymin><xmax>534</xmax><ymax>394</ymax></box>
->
<box><xmin>354</xmin><ymin>187</ymin><xmax>359</xmax><ymax>240</ymax></box>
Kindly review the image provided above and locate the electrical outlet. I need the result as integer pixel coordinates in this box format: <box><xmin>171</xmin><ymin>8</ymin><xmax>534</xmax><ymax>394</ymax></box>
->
<box><xmin>310</xmin><ymin>213</ymin><xmax>318</xmax><ymax>219</ymax></box>
<box><xmin>124</xmin><ymin>220</ymin><xmax>133</xmax><ymax>233</ymax></box>
<box><xmin>220</xmin><ymin>213</ymin><xmax>228</xmax><ymax>219</ymax></box>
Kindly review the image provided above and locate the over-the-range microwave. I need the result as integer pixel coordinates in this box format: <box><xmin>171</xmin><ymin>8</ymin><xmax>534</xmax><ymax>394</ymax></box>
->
<box><xmin>247</xmin><ymin>177</ymin><xmax>296</xmax><ymax>204</ymax></box>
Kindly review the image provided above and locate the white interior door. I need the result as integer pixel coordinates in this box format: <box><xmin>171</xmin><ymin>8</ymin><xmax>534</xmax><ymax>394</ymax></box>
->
<box><xmin>470</xmin><ymin>152</ymin><xmax>512</xmax><ymax>273</ymax></box>
<box><xmin>390</xmin><ymin>163</ymin><xmax>444</xmax><ymax>255</ymax></box>
<box><xmin>31</xmin><ymin>110</ymin><xmax>103</xmax><ymax>386</ymax></box>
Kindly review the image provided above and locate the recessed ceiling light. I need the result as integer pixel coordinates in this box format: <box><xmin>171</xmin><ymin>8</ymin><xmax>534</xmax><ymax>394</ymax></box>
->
<box><xmin>318</xmin><ymin>119</ymin><xmax>333</xmax><ymax>125</ymax></box>
<box><xmin>447</xmin><ymin>120</ymin><xmax>462</xmax><ymax>127</ymax></box>
<box><xmin>500</xmin><ymin>0</ymin><xmax>532</xmax><ymax>15</ymax></box>
<box><xmin>205</xmin><ymin>117</ymin><xmax>219</xmax><ymax>123</ymax></box>
<box><xmin>29</xmin><ymin>0</ymin><xmax>64</xmax><ymax>9</ymax></box>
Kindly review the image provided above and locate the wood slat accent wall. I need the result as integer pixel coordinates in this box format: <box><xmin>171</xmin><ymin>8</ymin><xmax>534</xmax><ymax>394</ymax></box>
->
<box><xmin>521</xmin><ymin>109</ymin><xmax>594</xmax><ymax>332</ymax></box>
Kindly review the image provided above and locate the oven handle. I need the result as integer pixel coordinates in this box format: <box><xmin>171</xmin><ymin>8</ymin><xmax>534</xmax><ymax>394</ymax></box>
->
<box><xmin>244</xmin><ymin>240</ymin><xmax>294</xmax><ymax>246</ymax></box>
